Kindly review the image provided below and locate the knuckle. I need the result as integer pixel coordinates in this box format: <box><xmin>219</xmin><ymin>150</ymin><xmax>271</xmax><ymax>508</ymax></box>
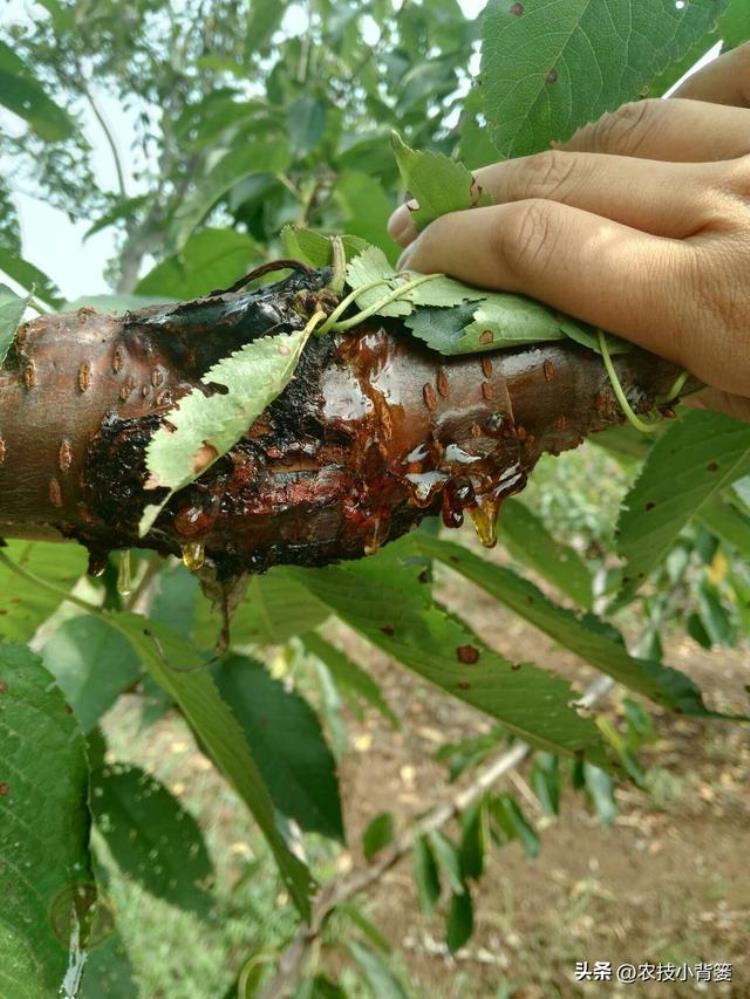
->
<box><xmin>521</xmin><ymin>150</ymin><xmax>578</xmax><ymax>201</ymax></box>
<box><xmin>497</xmin><ymin>199</ymin><xmax>557</xmax><ymax>276</ymax></box>
<box><xmin>685</xmin><ymin>246</ymin><xmax>744</xmax><ymax>345</ymax></box>
<box><xmin>722</xmin><ymin>154</ymin><xmax>750</xmax><ymax>200</ymax></box>
<box><xmin>586</xmin><ymin>99</ymin><xmax>661</xmax><ymax>155</ymax></box>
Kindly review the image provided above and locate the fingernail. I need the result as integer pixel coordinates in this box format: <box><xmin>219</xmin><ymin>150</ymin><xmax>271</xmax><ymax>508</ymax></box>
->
<box><xmin>388</xmin><ymin>199</ymin><xmax>419</xmax><ymax>243</ymax></box>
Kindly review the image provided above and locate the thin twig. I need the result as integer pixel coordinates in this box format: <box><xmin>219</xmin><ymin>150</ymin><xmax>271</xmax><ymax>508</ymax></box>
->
<box><xmin>260</xmin><ymin>675</ymin><xmax>615</xmax><ymax>998</ymax></box>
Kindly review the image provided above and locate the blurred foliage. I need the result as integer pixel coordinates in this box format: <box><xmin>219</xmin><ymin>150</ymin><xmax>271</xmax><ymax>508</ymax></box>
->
<box><xmin>0</xmin><ymin>1</ymin><xmax>749</xmax><ymax>995</ymax></box>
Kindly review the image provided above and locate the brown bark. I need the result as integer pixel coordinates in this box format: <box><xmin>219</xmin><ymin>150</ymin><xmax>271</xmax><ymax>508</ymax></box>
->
<box><xmin>0</xmin><ymin>268</ymin><xmax>679</xmax><ymax>579</ymax></box>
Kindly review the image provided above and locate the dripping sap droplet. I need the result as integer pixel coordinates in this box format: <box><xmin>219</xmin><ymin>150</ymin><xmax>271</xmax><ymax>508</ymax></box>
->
<box><xmin>468</xmin><ymin>497</ymin><xmax>501</xmax><ymax>548</ymax></box>
<box><xmin>182</xmin><ymin>542</ymin><xmax>205</xmax><ymax>572</ymax></box>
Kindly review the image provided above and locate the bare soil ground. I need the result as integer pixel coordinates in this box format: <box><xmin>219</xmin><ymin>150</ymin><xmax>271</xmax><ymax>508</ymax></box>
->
<box><xmin>104</xmin><ymin>568</ymin><xmax>750</xmax><ymax>999</ymax></box>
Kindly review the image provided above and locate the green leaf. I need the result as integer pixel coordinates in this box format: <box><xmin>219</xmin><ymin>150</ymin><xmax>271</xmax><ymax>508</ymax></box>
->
<box><xmin>481</xmin><ymin>0</ymin><xmax>729</xmax><ymax>157</ymax></box>
<box><xmin>413</xmin><ymin>836</ymin><xmax>441</xmax><ymax>916</ymax></box>
<box><xmin>301</xmin><ymin>632</ymin><xmax>397</xmax><ymax>727</ymax></box>
<box><xmin>719</xmin><ymin>0</ymin><xmax>750</xmax><ymax>46</ymax></box>
<box><xmin>347</xmin><ymin>941</ymin><xmax>409</xmax><ymax>999</ymax></box>
<box><xmin>391</xmin><ymin>132</ymin><xmax>492</xmax><ymax>231</ymax></box>
<box><xmin>0</xmin><ymin>246</ymin><xmax>64</xmax><ymax>309</ymax></box>
<box><xmin>288</xmin><ymin>96</ymin><xmax>327</xmax><ymax>156</ymax></box>
<box><xmin>499</xmin><ymin>498</ymin><xmax>593</xmax><ymax>608</ymax></box>
<box><xmin>363</xmin><ymin>812</ymin><xmax>395</xmax><ymax>861</ymax></box>
<box><xmin>0</xmin><ymin>283</ymin><xmax>26</xmax><ymax>366</ymax></box>
<box><xmin>172</xmin><ymin>138</ymin><xmax>290</xmax><ymax>250</ymax></box>
<box><xmin>344</xmin><ymin>246</ymin><xmax>591</xmax><ymax>355</ymax></box>
<box><xmin>427</xmin><ymin>831</ymin><xmax>466</xmax><ymax>895</ymax></box>
<box><xmin>0</xmin><ymin>541</ymin><xmax>87</xmax><ymax>644</ymax></box>
<box><xmin>696</xmin><ymin>494</ymin><xmax>750</xmax><ymax>560</ymax></box>
<box><xmin>135</xmin><ymin>228</ymin><xmax>257</xmax><ymax>300</ymax></box>
<box><xmin>195</xmin><ymin>568</ymin><xmax>329</xmax><ymax>648</ymax></box>
<box><xmin>41</xmin><ymin>614</ymin><xmax>142</xmax><ymax>732</ymax></box>
<box><xmin>0</xmin><ymin>643</ymin><xmax>95</xmax><ymax>997</ymax></box>
<box><xmin>446</xmin><ymin>888</ymin><xmax>473</xmax><ymax>954</ymax></box>
<box><xmin>91</xmin><ymin>761</ymin><xmax>214</xmax><ymax>914</ymax></box>
<box><xmin>0</xmin><ymin>41</ymin><xmax>76</xmax><ymax>141</ymax></box>
<box><xmin>281</xmin><ymin>226</ymin><xmax>369</xmax><ymax>269</ymax></box>
<box><xmin>109</xmin><ymin>613</ymin><xmax>315</xmax><ymax>918</ymax></box>
<box><xmin>412</xmin><ymin>533</ymin><xmax>709</xmax><ymax>716</ymax></box>
<box><xmin>213</xmin><ymin>653</ymin><xmax>344</xmax><ymax>840</ymax></box>
<box><xmin>616</xmin><ymin>411</ymin><xmax>750</xmax><ymax>601</ymax></box>
<box><xmin>288</xmin><ymin>550</ymin><xmax>610</xmax><ymax>765</ymax></box>
<box><xmin>490</xmin><ymin>793</ymin><xmax>540</xmax><ymax>857</ymax></box>
<box><xmin>140</xmin><ymin>325</ymin><xmax>313</xmax><ymax>534</ymax></box>
<box><xmin>333</xmin><ymin>172</ymin><xmax>400</xmax><ymax>264</ymax></box>
<box><xmin>459</xmin><ymin>799</ymin><xmax>487</xmax><ymax>880</ymax></box>
<box><xmin>345</xmin><ymin>245</ymin><xmax>484</xmax><ymax>317</ymax></box>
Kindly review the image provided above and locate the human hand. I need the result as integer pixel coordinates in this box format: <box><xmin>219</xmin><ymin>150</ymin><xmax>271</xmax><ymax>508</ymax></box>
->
<box><xmin>388</xmin><ymin>44</ymin><xmax>750</xmax><ymax>422</ymax></box>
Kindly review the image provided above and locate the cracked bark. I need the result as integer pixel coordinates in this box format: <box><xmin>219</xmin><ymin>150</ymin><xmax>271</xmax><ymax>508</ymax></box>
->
<box><xmin>0</xmin><ymin>267</ymin><xmax>680</xmax><ymax>580</ymax></box>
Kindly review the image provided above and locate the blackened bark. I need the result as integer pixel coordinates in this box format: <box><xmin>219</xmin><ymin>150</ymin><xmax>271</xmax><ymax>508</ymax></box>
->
<box><xmin>0</xmin><ymin>268</ymin><xmax>679</xmax><ymax>578</ymax></box>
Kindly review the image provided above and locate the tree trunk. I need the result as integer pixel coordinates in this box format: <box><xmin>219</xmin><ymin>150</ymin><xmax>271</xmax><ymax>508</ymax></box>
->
<box><xmin>0</xmin><ymin>268</ymin><xmax>679</xmax><ymax>580</ymax></box>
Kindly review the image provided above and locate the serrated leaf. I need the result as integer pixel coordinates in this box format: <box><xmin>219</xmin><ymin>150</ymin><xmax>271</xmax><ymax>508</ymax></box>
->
<box><xmin>91</xmin><ymin>762</ymin><xmax>214</xmax><ymax>914</ymax></box>
<box><xmin>346</xmin><ymin>245</ymin><xmax>484</xmax><ymax>318</ymax></box>
<box><xmin>481</xmin><ymin>0</ymin><xmax>729</xmax><ymax>158</ymax></box>
<box><xmin>363</xmin><ymin>812</ymin><xmax>395</xmax><ymax>861</ymax></box>
<box><xmin>41</xmin><ymin>614</ymin><xmax>142</xmax><ymax>732</ymax></box>
<box><xmin>616</xmin><ymin>411</ymin><xmax>750</xmax><ymax>601</ymax></box>
<box><xmin>0</xmin><ymin>643</ymin><xmax>95</xmax><ymax>997</ymax></box>
<box><xmin>140</xmin><ymin>326</ymin><xmax>312</xmax><ymax>534</ymax></box>
<box><xmin>213</xmin><ymin>653</ymin><xmax>344</xmax><ymax>840</ymax></box>
<box><xmin>0</xmin><ymin>284</ymin><xmax>26</xmax><ymax>366</ymax></box>
<box><xmin>412</xmin><ymin>533</ymin><xmax>711</xmax><ymax>716</ymax></box>
<box><xmin>109</xmin><ymin>613</ymin><xmax>315</xmax><ymax>918</ymax></box>
<box><xmin>391</xmin><ymin>132</ymin><xmax>492</xmax><ymax>231</ymax></box>
<box><xmin>172</xmin><ymin>138</ymin><xmax>290</xmax><ymax>251</ymax></box>
<box><xmin>288</xmin><ymin>545</ymin><xmax>610</xmax><ymax>767</ymax></box>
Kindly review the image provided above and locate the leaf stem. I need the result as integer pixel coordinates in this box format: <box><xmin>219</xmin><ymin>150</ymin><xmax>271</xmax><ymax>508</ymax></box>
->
<box><xmin>597</xmin><ymin>330</ymin><xmax>660</xmax><ymax>434</ymax></box>
<box><xmin>317</xmin><ymin>278</ymin><xmax>393</xmax><ymax>335</ymax></box>
<box><xmin>331</xmin><ymin>272</ymin><xmax>443</xmax><ymax>333</ymax></box>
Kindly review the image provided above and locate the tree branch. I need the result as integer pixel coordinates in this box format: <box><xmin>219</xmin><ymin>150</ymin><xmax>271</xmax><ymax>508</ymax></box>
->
<box><xmin>0</xmin><ymin>267</ymin><xmax>680</xmax><ymax>581</ymax></box>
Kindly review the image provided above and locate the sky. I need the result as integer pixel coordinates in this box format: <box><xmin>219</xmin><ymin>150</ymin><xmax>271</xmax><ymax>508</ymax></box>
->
<box><xmin>3</xmin><ymin>0</ymin><xmax>718</xmax><ymax>303</ymax></box>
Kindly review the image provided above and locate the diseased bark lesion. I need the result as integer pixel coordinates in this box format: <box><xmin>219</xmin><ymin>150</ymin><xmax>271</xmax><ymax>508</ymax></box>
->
<box><xmin>0</xmin><ymin>268</ymin><xmax>680</xmax><ymax>579</ymax></box>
